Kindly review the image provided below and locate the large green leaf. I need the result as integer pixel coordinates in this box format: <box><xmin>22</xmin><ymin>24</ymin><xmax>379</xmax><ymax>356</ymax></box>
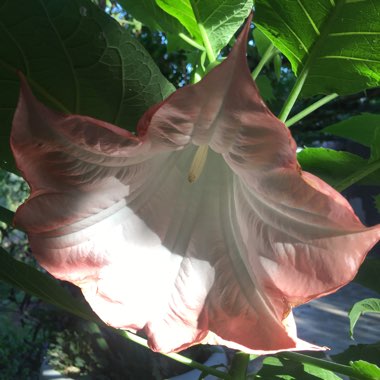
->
<box><xmin>297</xmin><ymin>148</ymin><xmax>380</xmax><ymax>187</ymax></box>
<box><xmin>348</xmin><ymin>298</ymin><xmax>380</xmax><ymax>338</ymax></box>
<box><xmin>0</xmin><ymin>0</ymin><xmax>174</xmax><ymax>172</ymax></box>
<box><xmin>255</xmin><ymin>0</ymin><xmax>380</xmax><ymax>96</ymax></box>
<box><xmin>156</xmin><ymin>0</ymin><xmax>253</xmax><ymax>55</ymax></box>
<box><xmin>324</xmin><ymin>114</ymin><xmax>380</xmax><ymax>148</ymax></box>
<box><xmin>0</xmin><ymin>247</ymin><xmax>99</xmax><ymax>323</ymax></box>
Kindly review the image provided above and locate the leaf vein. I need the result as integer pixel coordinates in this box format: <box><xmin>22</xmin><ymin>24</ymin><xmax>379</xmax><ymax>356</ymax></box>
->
<box><xmin>318</xmin><ymin>55</ymin><xmax>380</xmax><ymax>64</ymax></box>
<box><xmin>329</xmin><ymin>31</ymin><xmax>380</xmax><ymax>36</ymax></box>
<box><xmin>296</xmin><ymin>0</ymin><xmax>320</xmax><ymax>35</ymax></box>
<box><xmin>273</xmin><ymin>10</ymin><xmax>309</xmax><ymax>55</ymax></box>
<box><xmin>201</xmin><ymin>0</ymin><xmax>228</xmax><ymax>26</ymax></box>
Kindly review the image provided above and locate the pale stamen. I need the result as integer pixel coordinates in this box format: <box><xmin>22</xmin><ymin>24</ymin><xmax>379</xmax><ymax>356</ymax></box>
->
<box><xmin>188</xmin><ymin>145</ymin><xmax>209</xmax><ymax>183</ymax></box>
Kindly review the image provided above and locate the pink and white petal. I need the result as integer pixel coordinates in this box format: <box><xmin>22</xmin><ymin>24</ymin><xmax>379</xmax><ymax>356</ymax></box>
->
<box><xmin>11</xmin><ymin>12</ymin><xmax>380</xmax><ymax>356</ymax></box>
<box><xmin>12</xmin><ymin>86</ymin><xmax>316</xmax><ymax>354</ymax></box>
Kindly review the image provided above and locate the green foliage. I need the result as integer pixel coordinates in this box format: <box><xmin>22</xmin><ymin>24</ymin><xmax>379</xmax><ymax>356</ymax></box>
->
<box><xmin>297</xmin><ymin>148</ymin><xmax>380</xmax><ymax>187</ymax></box>
<box><xmin>156</xmin><ymin>0</ymin><xmax>253</xmax><ymax>56</ymax></box>
<box><xmin>0</xmin><ymin>0</ymin><xmax>174</xmax><ymax>171</ymax></box>
<box><xmin>252</xmin><ymin>28</ymin><xmax>272</xmax><ymax>58</ymax></box>
<box><xmin>256</xmin><ymin>75</ymin><xmax>275</xmax><ymax>102</ymax></box>
<box><xmin>252</xmin><ymin>356</ymin><xmax>342</xmax><ymax>380</ymax></box>
<box><xmin>350</xmin><ymin>360</ymin><xmax>380</xmax><ymax>380</ymax></box>
<box><xmin>323</xmin><ymin>113</ymin><xmax>380</xmax><ymax>148</ymax></box>
<box><xmin>303</xmin><ymin>364</ymin><xmax>343</xmax><ymax>380</ymax></box>
<box><xmin>48</xmin><ymin>329</ymin><xmax>103</xmax><ymax>378</ymax></box>
<box><xmin>348</xmin><ymin>298</ymin><xmax>380</xmax><ymax>338</ymax></box>
<box><xmin>332</xmin><ymin>342</ymin><xmax>380</xmax><ymax>368</ymax></box>
<box><xmin>273</xmin><ymin>53</ymin><xmax>282</xmax><ymax>81</ymax></box>
<box><xmin>156</xmin><ymin>0</ymin><xmax>202</xmax><ymax>45</ymax></box>
<box><xmin>255</xmin><ymin>0</ymin><xmax>380</xmax><ymax>96</ymax></box>
<box><xmin>0</xmin><ymin>169</ymin><xmax>29</xmax><ymax>211</ymax></box>
<box><xmin>0</xmin><ymin>280</ymin><xmax>49</xmax><ymax>379</ymax></box>
<box><xmin>118</xmin><ymin>0</ymin><xmax>252</xmax><ymax>62</ymax></box>
<box><xmin>0</xmin><ymin>322</ymin><xmax>44</xmax><ymax>379</ymax></box>
<box><xmin>354</xmin><ymin>258</ymin><xmax>380</xmax><ymax>295</ymax></box>
<box><xmin>117</xmin><ymin>0</ymin><xmax>184</xmax><ymax>34</ymax></box>
<box><xmin>298</xmin><ymin>114</ymin><xmax>380</xmax><ymax>190</ymax></box>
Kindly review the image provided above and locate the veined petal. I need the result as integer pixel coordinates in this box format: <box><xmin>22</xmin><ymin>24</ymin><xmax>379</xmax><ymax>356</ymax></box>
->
<box><xmin>11</xmin><ymin>15</ymin><xmax>380</xmax><ymax>355</ymax></box>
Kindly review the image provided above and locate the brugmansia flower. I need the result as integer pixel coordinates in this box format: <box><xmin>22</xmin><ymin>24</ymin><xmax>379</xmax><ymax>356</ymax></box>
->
<box><xmin>11</xmin><ymin>18</ymin><xmax>380</xmax><ymax>355</ymax></box>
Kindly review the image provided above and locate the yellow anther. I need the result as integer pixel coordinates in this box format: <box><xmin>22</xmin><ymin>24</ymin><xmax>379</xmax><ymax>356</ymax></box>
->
<box><xmin>188</xmin><ymin>145</ymin><xmax>209</xmax><ymax>183</ymax></box>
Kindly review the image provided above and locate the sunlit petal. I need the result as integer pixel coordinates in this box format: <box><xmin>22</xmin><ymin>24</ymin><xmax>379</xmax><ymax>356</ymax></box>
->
<box><xmin>11</xmin><ymin>16</ymin><xmax>380</xmax><ymax>354</ymax></box>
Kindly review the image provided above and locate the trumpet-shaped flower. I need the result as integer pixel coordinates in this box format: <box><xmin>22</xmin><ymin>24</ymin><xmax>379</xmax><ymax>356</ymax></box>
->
<box><xmin>11</xmin><ymin>18</ymin><xmax>380</xmax><ymax>354</ymax></box>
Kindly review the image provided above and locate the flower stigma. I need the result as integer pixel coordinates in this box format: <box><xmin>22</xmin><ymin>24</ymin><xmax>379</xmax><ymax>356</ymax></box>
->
<box><xmin>188</xmin><ymin>144</ymin><xmax>209</xmax><ymax>183</ymax></box>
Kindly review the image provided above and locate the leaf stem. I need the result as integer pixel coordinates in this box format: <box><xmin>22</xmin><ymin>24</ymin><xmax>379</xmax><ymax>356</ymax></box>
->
<box><xmin>251</xmin><ymin>44</ymin><xmax>277</xmax><ymax>80</ymax></box>
<box><xmin>278</xmin><ymin>67</ymin><xmax>309</xmax><ymax>122</ymax></box>
<box><xmin>189</xmin><ymin>0</ymin><xmax>216</xmax><ymax>63</ymax></box>
<box><xmin>279</xmin><ymin>352</ymin><xmax>362</xmax><ymax>379</ymax></box>
<box><xmin>117</xmin><ymin>330</ymin><xmax>231</xmax><ymax>379</ymax></box>
<box><xmin>178</xmin><ymin>32</ymin><xmax>205</xmax><ymax>51</ymax></box>
<box><xmin>285</xmin><ymin>93</ymin><xmax>339</xmax><ymax>127</ymax></box>
<box><xmin>228</xmin><ymin>352</ymin><xmax>250</xmax><ymax>379</ymax></box>
<box><xmin>334</xmin><ymin>159</ymin><xmax>380</xmax><ymax>192</ymax></box>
